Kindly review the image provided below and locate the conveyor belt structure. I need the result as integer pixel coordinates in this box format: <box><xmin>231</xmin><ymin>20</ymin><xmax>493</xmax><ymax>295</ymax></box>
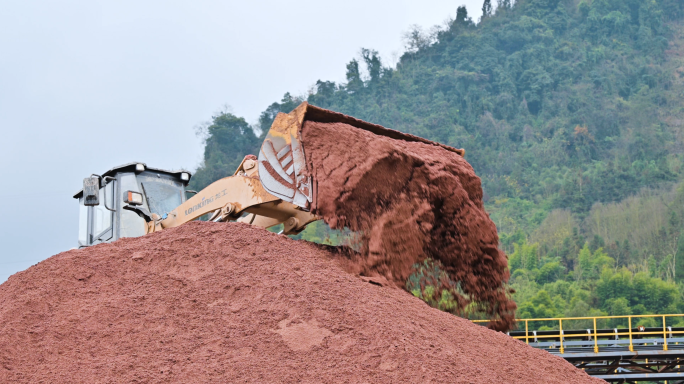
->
<box><xmin>474</xmin><ymin>314</ymin><xmax>684</xmax><ymax>383</ymax></box>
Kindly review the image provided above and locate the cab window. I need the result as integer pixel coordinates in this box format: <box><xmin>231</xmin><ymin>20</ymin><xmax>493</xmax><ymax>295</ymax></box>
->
<box><xmin>138</xmin><ymin>174</ymin><xmax>183</xmax><ymax>217</ymax></box>
<box><xmin>78</xmin><ymin>197</ymin><xmax>88</xmax><ymax>247</ymax></box>
<box><xmin>92</xmin><ymin>181</ymin><xmax>114</xmax><ymax>243</ymax></box>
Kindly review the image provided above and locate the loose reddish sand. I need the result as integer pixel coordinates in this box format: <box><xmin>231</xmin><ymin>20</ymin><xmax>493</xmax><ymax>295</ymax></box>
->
<box><xmin>302</xmin><ymin>121</ymin><xmax>516</xmax><ymax>330</ymax></box>
<box><xmin>0</xmin><ymin>222</ymin><xmax>602</xmax><ymax>383</ymax></box>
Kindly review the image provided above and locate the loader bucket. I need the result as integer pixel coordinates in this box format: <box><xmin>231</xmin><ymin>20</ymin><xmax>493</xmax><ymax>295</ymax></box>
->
<box><xmin>257</xmin><ymin>102</ymin><xmax>465</xmax><ymax>210</ymax></box>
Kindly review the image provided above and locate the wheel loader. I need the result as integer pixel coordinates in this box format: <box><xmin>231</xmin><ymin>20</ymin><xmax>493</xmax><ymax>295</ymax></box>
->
<box><xmin>74</xmin><ymin>102</ymin><xmax>464</xmax><ymax>247</ymax></box>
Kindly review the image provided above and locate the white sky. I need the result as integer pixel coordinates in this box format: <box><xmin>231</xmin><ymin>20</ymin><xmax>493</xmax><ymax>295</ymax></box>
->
<box><xmin>0</xmin><ymin>0</ymin><xmax>485</xmax><ymax>282</ymax></box>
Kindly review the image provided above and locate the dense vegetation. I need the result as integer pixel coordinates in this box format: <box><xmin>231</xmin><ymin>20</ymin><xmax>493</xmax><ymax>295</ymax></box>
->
<box><xmin>190</xmin><ymin>0</ymin><xmax>684</xmax><ymax>325</ymax></box>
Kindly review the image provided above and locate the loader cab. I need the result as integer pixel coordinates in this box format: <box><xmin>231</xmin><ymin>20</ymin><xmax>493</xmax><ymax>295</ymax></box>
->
<box><xmin>73</xmin><ymin>162</ymin><xmax>192</xmax><ymax>248</ymax></box>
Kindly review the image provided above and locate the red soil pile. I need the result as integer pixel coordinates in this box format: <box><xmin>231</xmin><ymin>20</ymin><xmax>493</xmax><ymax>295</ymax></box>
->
<box><xmin>302</xmin><ymin>121</ymin><xmax>516</xmax><ymax>330</ymax></box>
<box><xmin>0</xmin><ymin>222</ymin><xmax>602</xmax><ymax>383</ymax></box>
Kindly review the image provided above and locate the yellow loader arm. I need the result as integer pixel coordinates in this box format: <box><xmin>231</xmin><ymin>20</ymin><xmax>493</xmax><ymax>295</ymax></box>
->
<box><xmin>142</xmin><ymin>102</ymin><xmax>464</xmax><ymax>235</ymax></box>
<box><xmin>154</xmin><ymin>155</ymin><xmax>317</xmax><ymax>235</ymax></box>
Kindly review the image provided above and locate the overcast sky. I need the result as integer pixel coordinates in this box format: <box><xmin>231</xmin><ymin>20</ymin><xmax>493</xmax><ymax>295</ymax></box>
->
<box><xmin>0</xmin><ymin>0</ymin><xmax>486</xmax><ymax>282</ymax></box>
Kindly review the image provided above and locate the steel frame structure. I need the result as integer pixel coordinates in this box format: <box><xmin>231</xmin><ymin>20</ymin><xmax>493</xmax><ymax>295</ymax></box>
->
<box><xmin>473</xmin><ymin>314</ymin><xmax>684</xmax><ymax>383</ymax></box>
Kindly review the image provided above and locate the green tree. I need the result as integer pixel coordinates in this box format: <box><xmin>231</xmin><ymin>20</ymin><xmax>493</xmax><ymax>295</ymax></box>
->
<box><xmin>455</xmin><ymin>6</ymin><xmax>470</xmax><ymax>24</ymax></box>
<box><xmin>361</xmin><ymin>49</ymin><xmax>383</xmax><ymax>82</ymax></box>
<box><xmin>482</xmin><ymin>0</ymin><xmax>493</xmax><ymax>18</ymax></box>
<box><xmin>576</xmin><ymin>244</ymin><xmax>613</xmax><ymax>281</ymax></box>
<box><xmin>509</xmin><ymin>240</ymin><xmax>539</xmax><ymax>273</ymax></box>
<box><xmin>345</xmin><ymin>59</ymin><xmax>363</xmax><ymax>93</ymax></box>
<box><xmin>190</xmin><ymin>112</ymin><xmax>260</xmax><ymax>191</ymax></box>
<box><xmin>537</xmin><ymin>261</ymin><xmax>565</xmax><ymax>284</ymax></box>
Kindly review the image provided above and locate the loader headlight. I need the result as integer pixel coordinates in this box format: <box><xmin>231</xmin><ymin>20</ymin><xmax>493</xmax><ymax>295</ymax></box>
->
<box><xmin>135</xmin><ymin>163</ymin><xmax>145</xmax><ymax>172</ymax></box>
<box><xmin>124</xmin><ymin>191</ymin><xmax>144</xmax><ymax>206</ymax></box>
<box><xmin>180</xmin><ymin>172</ymin><xmax>189</xmax><ymax>181</ymax></box>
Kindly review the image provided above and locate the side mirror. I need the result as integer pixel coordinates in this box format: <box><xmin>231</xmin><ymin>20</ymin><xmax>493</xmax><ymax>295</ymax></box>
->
<box><xmin>83</xmin><ymin>177</ymin><xmax>100</xmax><ymax>206</ymax></box>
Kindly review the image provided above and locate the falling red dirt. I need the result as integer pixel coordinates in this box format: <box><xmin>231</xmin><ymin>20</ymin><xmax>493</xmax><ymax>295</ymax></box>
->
<box><xmin>302</xmin><ymin>120</ymin><xmax>516</xmax><ymax>330</ymax></box>
<box><xmin>0</xmin><ymin>222</ymin><xmax>603</xmax><ymax>383</ymax></box>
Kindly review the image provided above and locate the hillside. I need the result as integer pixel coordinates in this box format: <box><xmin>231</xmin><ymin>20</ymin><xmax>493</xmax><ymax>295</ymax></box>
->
<box><xmin>190</xmin><ymin>0</ymin><xmax>684</xmax><ymax>323</ymax></box>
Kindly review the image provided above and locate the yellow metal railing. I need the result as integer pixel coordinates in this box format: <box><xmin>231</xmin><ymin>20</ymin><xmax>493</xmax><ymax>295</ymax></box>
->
<box><xmin>473</xmin><ymin>314</ymin><xmax>684</xmax><ymax>354</ymax></box>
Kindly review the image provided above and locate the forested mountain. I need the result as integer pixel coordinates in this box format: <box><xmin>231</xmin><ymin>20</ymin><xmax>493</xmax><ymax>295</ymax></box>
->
<box><xmin>191</xmin><ymin>0</ymin><xmax>684</xmax><ymax>324</ymax></box>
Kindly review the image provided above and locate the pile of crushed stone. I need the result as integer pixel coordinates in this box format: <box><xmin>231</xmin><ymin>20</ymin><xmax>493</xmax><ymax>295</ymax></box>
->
<box><xmin>0</xmin><ymin>222</ymin><xmax>603</xmax><ymax>383</ymax></box>
<box><xmin>302</xmin><ymin>120</ymin><xmax>515</xmax><ymax>330</ymax></box>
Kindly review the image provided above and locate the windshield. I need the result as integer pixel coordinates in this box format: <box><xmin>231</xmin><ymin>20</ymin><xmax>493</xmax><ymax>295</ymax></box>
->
<box><xmin>141</xmin><ymin>181</ymin><xmax>182</xmax><ymax>216</ymax></box>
